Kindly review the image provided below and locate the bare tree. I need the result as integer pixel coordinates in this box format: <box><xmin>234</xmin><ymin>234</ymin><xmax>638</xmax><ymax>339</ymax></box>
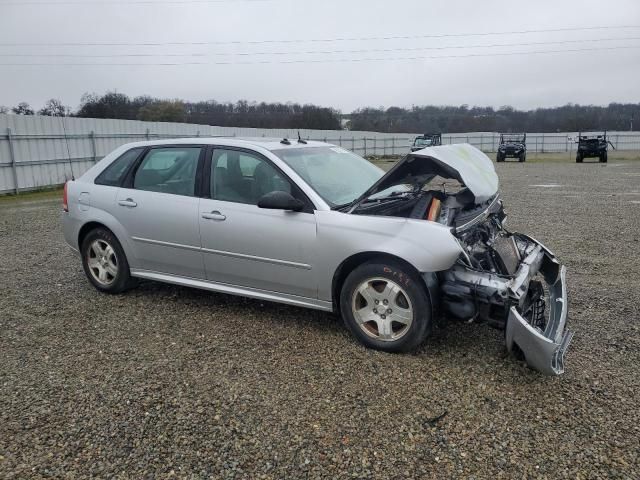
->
<box><xmin>12</xmin><ymin>102</ymin><xmax>35</xmax><ymax>115</ymax></box>
<box><xmin>39</xmin><ymin>98</ymin><xmax>70</xmax><ymax>117</ymax></box>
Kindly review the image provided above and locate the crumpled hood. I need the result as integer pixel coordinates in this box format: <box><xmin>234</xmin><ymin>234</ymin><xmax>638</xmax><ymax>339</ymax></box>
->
<box><xmin>353</xmin><ymin>143</ymin><xmax>499</xmax><ymax>207</ymax></box>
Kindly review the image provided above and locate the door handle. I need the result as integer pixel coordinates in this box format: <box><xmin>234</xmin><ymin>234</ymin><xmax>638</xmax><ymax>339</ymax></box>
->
<box><xmin>202</xmin><ymin>210</ymin><xmax>226</xmax><ymax>221</ymax></box>
<box><xmin>118</xmin><ymin>198</ymin><xmax>137</xmax><ymax>208</ymax></box>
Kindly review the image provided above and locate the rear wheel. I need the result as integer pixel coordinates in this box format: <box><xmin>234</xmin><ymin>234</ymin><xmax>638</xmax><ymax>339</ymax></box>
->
<box><xmin>81</xmin><ymin>228</ymin><xmax>136</xmax><ymax>294</ymax></box>
<box><xmin>340</xmin><ymin>260</ymin><xmax>431</xmax><ymax>352</ymax></box>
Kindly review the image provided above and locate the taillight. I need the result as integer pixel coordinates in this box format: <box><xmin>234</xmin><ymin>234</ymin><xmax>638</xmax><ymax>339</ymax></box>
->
<box><xmin>63</xmin><ymin>182</ymin><xmax>69</xmax><ymax>212</ymax></box>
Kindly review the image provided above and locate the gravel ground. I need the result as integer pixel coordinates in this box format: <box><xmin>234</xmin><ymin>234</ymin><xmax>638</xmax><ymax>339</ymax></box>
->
<box><xmin>1</xmin><ymin>160</ymin><xmax>639</xmax><ymax>479</ymax></box>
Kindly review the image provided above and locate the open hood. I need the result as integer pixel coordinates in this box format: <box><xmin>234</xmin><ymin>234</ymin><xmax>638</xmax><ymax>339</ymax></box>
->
<box><xmin>350</xmin><ymin>143</ymin><xmax>499</xmax><ymax>210</ymax></box>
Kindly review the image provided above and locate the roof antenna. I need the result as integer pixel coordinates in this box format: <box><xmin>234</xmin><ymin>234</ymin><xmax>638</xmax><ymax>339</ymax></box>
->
<box><xmin>297</xmin><ymin>131</ymin><xmax>307</xmax><ymax>144</ymax></box>
<box><xmin>60</xmin><ymin>116</ymin><xmax>75</xmax><ymax>181</ymax></box>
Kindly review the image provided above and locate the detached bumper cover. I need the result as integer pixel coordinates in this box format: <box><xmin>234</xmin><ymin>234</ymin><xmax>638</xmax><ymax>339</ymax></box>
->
<box><xmin>505</xmin><ymin>235</ymin><xmax>573</xmax><ymax>375</ymax></box>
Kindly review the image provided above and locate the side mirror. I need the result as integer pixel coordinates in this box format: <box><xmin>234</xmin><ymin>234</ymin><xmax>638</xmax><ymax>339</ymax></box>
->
<box><xmin>257</xmin><ymin>190</ymin><xmax>304</xmax><ymax>212</ymax></box>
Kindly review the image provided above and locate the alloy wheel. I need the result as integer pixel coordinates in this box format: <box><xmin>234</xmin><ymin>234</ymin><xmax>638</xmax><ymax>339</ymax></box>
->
<box><xmin>87</xmin><ymin>239</ymin><xmax>118</xmax><ymax>286</ymax></box>
<box><xmin>351</xmin><ymin>277</ymin><xmax>414</xmax><ymax>341</ymax></box>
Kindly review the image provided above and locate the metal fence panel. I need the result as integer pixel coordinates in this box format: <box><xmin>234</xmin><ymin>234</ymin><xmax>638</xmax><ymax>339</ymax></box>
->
<box><xmin>1</xmin><ymin>113</ymin><xmax>639</xmax><ymax>193</ymax></box>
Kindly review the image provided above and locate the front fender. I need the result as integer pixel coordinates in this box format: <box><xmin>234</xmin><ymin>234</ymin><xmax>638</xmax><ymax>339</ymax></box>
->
<box><xmin>316</xmin><ymin>211</ymin><xmax>462</xmax><ymax>301</ymax></box>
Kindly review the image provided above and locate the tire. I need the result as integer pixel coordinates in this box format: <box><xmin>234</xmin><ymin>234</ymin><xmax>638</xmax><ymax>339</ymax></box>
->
<box><xmin>496</xmin><ymin>153</ymin><xmax>504</xmax><ymax>162</ymax></box>
<box><xmin>340</xmin><ymin>260</ymin><xmax>432</xmax><ymax>353</ymax></box>
<box><xmin>600</xmin><ymin>152</ymin><xmax>608</xmax><ymax>163</ymax></box>
<box><xmin>519</xmin><ymin>153</ymin><xmax>526</xmax><ymax>162</ymax></box>
<box><xmin>576</xmin><ymin>153</ymin><xmax>583</xmax><ymax>163</ymax></box>
<box><xmin>81</xmin><ymin>227</ymin><xmax>136</xmax><ymax>294</ymax></box>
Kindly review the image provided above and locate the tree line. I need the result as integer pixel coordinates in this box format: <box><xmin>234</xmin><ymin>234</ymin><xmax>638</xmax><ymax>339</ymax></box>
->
<box><xmin>1</xmin><ymin>92</ymin><xmax>638</xmax><ymax>133</ymax></box>
<box><xmin>347</xmin><ymin>104</ymin><xmax>638</xmax><ymax>133</ymax></box>
<box><xmin>0</xmin><ymin>93</ymin><xmax>343</xmax><ymax>130</ymax></box>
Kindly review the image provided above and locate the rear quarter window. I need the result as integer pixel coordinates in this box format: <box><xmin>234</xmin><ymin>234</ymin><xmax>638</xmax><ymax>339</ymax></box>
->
<box><xmin>95</xmin><ymin>148</ymin><xmax>144</xmax><ymax>186</ymax></box>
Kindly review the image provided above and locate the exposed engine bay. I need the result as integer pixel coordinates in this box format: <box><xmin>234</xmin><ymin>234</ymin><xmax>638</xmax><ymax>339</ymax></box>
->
<box><xmin>349</xmin><ymin>146</ymin><xmax>572</xmax><ymax>375</ymax></box>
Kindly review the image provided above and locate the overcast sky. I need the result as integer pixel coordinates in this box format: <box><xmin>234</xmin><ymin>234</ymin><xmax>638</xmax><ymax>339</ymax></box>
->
<box><xmin>0</xmin><ymin>0</ymin><xmax>639</xmax><ymax>113</ymax></box>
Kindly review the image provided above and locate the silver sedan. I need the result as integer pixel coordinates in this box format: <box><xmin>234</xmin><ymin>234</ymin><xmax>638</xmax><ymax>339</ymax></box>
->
<box><xmin>62</xmin><ymin>138</ymin><xmax>572</xmax><ymax>375</ymax></box>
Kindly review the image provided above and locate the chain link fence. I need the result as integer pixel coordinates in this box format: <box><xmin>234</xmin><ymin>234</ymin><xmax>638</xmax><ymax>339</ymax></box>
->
<box><xmin>1</xmin><ymin>114</ymin><xmax>639</xmax><ymax>194</ymax></box>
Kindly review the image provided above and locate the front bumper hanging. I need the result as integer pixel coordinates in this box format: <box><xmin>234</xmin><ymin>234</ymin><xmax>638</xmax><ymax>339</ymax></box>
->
<box><xmin>504</xmin><ymin>236</ymin><xmax>573</xmax><ymax>375</ymax></box>
<box><xmin>441</xmin><ymin>233</ymin><xmax>573</xmax><ymax>375</ymax></box>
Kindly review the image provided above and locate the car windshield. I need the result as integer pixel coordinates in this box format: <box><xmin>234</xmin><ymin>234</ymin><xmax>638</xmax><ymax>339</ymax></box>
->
<box><xmin>503</xmin><ymin>136</ymin><xmax>524</xmax><ymax>143</ymax></box>
<box><xmin>414</xmin><ymin>138</ymin><xmax>431</xmax><ymax>146</ymax></box>
<box><xmin>272</xmin><ymin>146</ymin><xmax>385</xmax><ymax>207</ymax></box>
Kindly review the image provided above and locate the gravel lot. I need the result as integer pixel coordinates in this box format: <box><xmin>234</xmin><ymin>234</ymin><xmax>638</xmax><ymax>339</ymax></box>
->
<box><xmin>1</xmin><ymin>160</ymin><xmax>639</xmax><ymax>479</ymax></box>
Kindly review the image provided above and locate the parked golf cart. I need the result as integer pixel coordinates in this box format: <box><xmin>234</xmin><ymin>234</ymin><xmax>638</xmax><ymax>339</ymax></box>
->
<box><xmin>575</xmin><ymin>132</ymin><xmax>615</xmax><ymax>163</ymax></box>
<box><xmin>496</xmin><ymin>133</ymin><xmax>527</xmax><ymax>162</ymax></box>
<box><xmin>410</xmin><ymin>133</ymin><xmax>442</xmax><ymax>152</ymax></box>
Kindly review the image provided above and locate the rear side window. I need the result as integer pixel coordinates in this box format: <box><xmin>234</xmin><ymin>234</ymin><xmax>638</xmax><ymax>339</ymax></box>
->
<box><xmin>95</xmin><ymin>148</ymin><xmax>143</xmax><ymax>186</ymax></box>
<box><xmin>133</xmin><ymin>147</ymin><xmax>201</xmax><ymax>197</ymax></box>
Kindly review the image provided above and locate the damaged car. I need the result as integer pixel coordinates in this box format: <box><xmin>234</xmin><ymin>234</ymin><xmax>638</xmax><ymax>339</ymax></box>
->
<box><xmin>62</xmin><ymin>139</ymin><xmax>572</xmax><ymax>375</ymax></box>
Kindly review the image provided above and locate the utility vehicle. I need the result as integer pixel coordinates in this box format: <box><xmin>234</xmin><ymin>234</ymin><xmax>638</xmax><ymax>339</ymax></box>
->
<box><xmin>497</xmin><ymin>133</ymin><xmax>526</xmax><ymax>162</ymax></box>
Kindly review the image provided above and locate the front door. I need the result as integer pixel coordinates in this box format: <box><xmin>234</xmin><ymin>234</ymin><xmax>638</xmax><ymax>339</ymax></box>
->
<box><xmin>198</xmin><ymin>147</ymin><xmax>317</xmax><ymax>298</ymax></box>
<box><xmin>115</xmin><ymin>145</ymin><xmax>205</xmax><ymax>279</ymax></box>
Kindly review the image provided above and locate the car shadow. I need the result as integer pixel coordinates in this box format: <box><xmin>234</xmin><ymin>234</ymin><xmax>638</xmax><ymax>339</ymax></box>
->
<box><xmin>133</xmin><ymin>278</ymin><xmax>343</xmax><ymax>330</ymax></box>
<box><xmin>129</xmin><ymin>279</ymin><xmax>539</xmax><ymax>380</ymax></box>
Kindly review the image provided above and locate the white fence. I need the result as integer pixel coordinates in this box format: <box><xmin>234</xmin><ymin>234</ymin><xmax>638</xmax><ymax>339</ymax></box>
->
<box><xmin>1</xmin><ymin>113</ymin><xmax>639</xmax><ymax>194</ymax></box>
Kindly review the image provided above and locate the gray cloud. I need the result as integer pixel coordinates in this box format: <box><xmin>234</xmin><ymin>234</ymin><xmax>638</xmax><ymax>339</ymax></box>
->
<box><xmin>0</xmin><ymin>0</ymin><xmax>639</xmax><ymax>112</ymax></box>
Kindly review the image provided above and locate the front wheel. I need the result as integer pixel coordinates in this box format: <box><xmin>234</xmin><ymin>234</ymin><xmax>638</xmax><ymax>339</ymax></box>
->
<box><xmin>519</xmin><ymin>153</ymin><xmax>526</xmax><ymax>162</ymax></box>
<box><xmin>340</xmin><ymin>261</ymin><xmax>432</xmax><ymax>352</ymax></box>
<box><xmin>576</xmin><ymin>153</ymin><xmax>583</xmax><ymax>163</ymax></box>
<box><xmin>600</xmin><ymin>152</ymin><xmax>608</xmax><ymax>163</ymax></box>
<box><xmin>81</xmin><ymin>228</ymin><xmax>136</xmax><ymax>294</ymax></box>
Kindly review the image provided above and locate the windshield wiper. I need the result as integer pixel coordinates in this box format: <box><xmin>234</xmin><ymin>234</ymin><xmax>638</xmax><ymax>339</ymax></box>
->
<box><xmin>331</xmin><ymin>202</ymin><xmax>353</xmax><ymax>211</ymax></box>
<box><xmin>333</xmin><ymin>190</ymin><xmax>413</xmax><ymax>212</ymax></box>
<box><xmin>362</xmin><ymin>190</ymin><xmax>412</xmax><ymax>204</ymax></box>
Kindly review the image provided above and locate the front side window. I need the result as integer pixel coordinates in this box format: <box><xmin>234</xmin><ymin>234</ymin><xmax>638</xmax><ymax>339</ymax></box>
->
<box><xmin>272</xmin><ymin>146</ymin><xmax>384</xmax><ymax>207</ymax></box>
<box><xmin>133</xmin><ymin>147</ymin><xmax>201</xmax><ymax>196</ymax></box>
<box><xmin>95</xmin><ymin>147</ymin><xmax>143</xmax><ymax>186</ymax></box>
<box><xmin>211</xmin><ymin>149</ymin><xmax>292</xmax><ymax>205</ymax></box>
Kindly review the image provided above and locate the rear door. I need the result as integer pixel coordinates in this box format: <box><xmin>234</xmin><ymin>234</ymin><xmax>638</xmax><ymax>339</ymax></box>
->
<box><xmin>198</xmin><ymin>147</ymin><xmax>318</xmax><ymax>298</ymax></box>
<box><xmin>115</xmin><ymin>145</ymin><xmax>206</xmax><ymax>278</ymax></box>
